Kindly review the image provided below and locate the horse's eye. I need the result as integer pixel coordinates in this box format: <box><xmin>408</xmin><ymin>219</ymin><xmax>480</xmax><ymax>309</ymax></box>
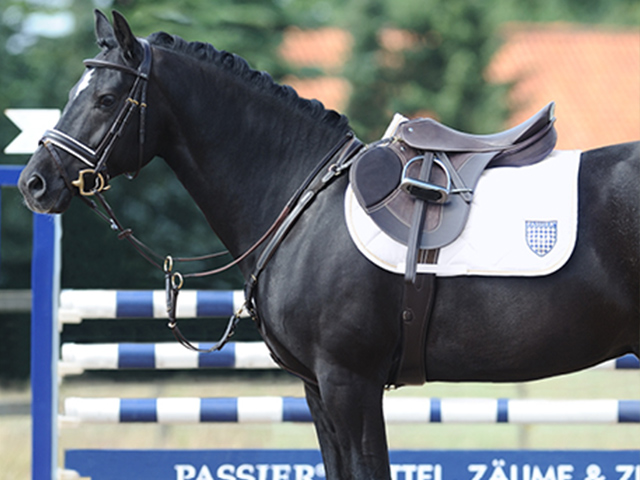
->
<box><xmin>98</xmin><ymin>94</ymin><xmax>116</xmax><ymax>108</ymax></box>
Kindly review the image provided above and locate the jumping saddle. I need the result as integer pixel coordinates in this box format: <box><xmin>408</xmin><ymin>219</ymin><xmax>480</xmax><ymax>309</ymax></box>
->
<box><xmin>349</xmin><ymin>102</ymin><xmax>558</xmax><ymax>387</ymax></box>
<box><xmin>350</xmin><ymin>101</ymin><xmax>558</xmax><ymax>283</ymax></box>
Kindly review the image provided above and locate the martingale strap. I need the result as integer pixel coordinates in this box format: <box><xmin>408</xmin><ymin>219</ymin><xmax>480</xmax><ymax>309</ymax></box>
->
<box><xmin>153</xmin><ymin>132</ymin><xmax>360</xmax><ymax>354</ymax></box>
<box><xmin>245</xmin><ymin>135</ymin><xmax>363</xmax><ymax>311</ymax></box>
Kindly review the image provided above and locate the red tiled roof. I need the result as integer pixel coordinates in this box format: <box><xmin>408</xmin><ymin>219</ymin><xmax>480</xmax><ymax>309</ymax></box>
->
<box><xmin>279</xmin><ymin>27</ymin><xmax>352</xmax><ymax>73</ymax></box>
<box><xmin>487</xmin><ymin>23</ymin><xmax>640</xmax><ymax>150</ymax></box>
<box><xmin>379</xmin><ymin>28</ymin><xmax>419</xmax><ymax>52</ymax></box>
<box><xmin>279</xmin><ymin>28</ymin><xmax>410</xmax><ymax>110</ymax></box>
<box><xmin>282</xmin><ymin>75</ymin><xmax>351</xmax><ymax>112</ymax></box>
<box><xmin>280</xmin><ymin>24</ymin><xmax>640</xmax><ymax>149</ymax></box>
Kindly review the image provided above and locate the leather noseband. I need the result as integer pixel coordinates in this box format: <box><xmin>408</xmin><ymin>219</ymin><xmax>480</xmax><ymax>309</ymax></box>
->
<box><xmin>40</xmin><ymin>38</ymin><xmax>152</xmax><ymax>196</ymax></box>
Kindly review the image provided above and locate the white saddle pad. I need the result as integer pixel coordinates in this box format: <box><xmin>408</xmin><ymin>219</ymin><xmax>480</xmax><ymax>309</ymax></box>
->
<box><xmin>344</xmin><ymin>149</ymin><xmax>582</xmax><ymax>277</ymax></box>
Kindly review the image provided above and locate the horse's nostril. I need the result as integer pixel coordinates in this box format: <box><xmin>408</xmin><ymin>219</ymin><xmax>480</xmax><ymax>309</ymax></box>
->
<box><xmin>27</xmin><ymin>173</ymin><xmax>46</xmax><ymax>198</ymax></box>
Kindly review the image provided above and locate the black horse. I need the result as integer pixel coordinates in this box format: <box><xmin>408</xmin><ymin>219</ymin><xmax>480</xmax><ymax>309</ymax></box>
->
<box><xmin>19</xmin><ymin>11</ymin><xmax>639</xmax><ymax>479</ymax></box>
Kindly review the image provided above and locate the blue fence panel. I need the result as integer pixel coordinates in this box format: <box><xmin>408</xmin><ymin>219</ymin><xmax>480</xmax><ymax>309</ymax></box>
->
<box><xmin>65</xmin><ymin>449</ymin><xmax>640</xmax><ymax>480</ymax></box>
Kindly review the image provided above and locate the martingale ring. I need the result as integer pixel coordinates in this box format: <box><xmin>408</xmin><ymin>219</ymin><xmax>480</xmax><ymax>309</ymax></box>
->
<box><xmin>163</xmin><ymin>255</ymin><xmax>174</xmax><ymax>273</ymax></box>
<box><xmin>171</xmin><ymin>272</ymin><xmax>184</xmax><ymax>291</ymax></box>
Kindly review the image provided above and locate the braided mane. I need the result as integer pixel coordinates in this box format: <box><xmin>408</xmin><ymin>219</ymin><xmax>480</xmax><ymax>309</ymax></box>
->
<box><xmin>147</xmin><ymin>31</ymin><xmax>349</xmax><ymax>129</ymax></box>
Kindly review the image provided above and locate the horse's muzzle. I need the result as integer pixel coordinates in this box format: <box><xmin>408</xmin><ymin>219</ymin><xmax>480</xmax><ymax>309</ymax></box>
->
<box><xmin>18</xmin><ymin>155</ymin><xmax>73</xmax><ymax>214</ymax></box>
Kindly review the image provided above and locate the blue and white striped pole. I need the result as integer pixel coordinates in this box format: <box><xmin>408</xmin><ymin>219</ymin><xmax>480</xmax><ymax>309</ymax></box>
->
<box><xmin>62</xmin><ymin>397</ymin><xmax>640</xmax><ymax>425</ymax></box>
<box><xmin>60</xmin><ymin>341</ymin><xmax>277</xmax><ymax>372</ymax></box>
<box><xmin>591</xmin><ymin>354</ymin><xmax>640</xmax><ymax>370</ymax></box>
<box><xmin>59</xmin><ymin>289</ymin><xmax>247</xmax><ymax>324</ymax></box>
<box><xmin>59</xmin><ymin>341</ymin><xmax>638</xmax><ymax>374</ymax></box>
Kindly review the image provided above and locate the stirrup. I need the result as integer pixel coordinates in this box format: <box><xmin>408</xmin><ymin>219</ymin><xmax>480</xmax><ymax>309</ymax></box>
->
<box><xmin>400</xmin><ymin>156</ymin><xmax>451</xmax><ymax>204</ymax></box>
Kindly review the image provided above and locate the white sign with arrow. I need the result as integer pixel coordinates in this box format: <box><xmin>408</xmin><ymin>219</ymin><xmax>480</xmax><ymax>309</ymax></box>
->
<box><xmin>4</xmin><ymin>108</ymin><xmax>61</xmax><ymax>155</ymax></box>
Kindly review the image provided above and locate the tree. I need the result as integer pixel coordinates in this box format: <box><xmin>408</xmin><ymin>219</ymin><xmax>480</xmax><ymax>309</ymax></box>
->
<box><xmin>340</xmin><ymin>0</ymin><xmax>390</xmax><ymax>140</ymax></box>
<box><xmin>341</xmin><ymin>0</ymin><xmax>639</xmax><ymax>142</ymax></box>
<box><xmin>343</xmin><ymin>0</ymin><xmax>508</xmax><ymax>142</ymax></box>
<box><xmin>112</xmin><ymin>0</ymin><xmax>290</xmax><ymax>76</ymax></box>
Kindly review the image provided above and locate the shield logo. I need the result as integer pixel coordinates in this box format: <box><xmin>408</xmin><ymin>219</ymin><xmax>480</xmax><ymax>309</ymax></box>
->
<box><xmin>525</xmin><ymin>220</ymin><xmax>558</xmax><ymax>256</ymax></box>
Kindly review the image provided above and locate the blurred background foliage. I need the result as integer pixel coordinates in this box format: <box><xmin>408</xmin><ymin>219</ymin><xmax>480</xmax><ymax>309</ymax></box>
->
<box><xmin>0</xmin><ymin>0</ymin><xmax>637</xmax><ymax>381</ymax></box>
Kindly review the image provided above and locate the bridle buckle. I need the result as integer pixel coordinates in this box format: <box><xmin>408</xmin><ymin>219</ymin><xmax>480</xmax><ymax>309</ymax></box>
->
<box><xmin>71</xmin><ymin>168</ymin><xmax>111</xmax><ymax>196</ymax></box>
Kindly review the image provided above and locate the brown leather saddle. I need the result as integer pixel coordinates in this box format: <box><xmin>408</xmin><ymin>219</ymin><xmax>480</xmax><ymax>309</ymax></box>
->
<box><xmin>349</xmin><ymin>102</ymin><xmax>558</xmax><ymax>387</ymax></box>
<box><xmin>350</xmin><ymin>101</ymin><xmax>558</xmax><ymax>282</ymax></box>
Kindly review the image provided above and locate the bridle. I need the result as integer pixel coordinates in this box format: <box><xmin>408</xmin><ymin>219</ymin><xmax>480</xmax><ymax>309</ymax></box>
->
<box><xmin>35</xmin><ymin>36</ymin><xmax>364</xmax><ymax>354</ymax></box>
<box><xmin>37</xmin><ymin>37</ymin><xmax>253</xmax><ymax>352</ymax></box>
<box><xmin>40</xmin><ymin>38</ymin><xmax>152</xmax><ymax>196</ymax></box>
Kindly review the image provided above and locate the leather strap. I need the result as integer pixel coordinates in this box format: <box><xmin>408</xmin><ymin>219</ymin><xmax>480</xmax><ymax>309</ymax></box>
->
<box><xmin>394</xmin><ymin>266</ymin><xmax>438</xmax><ymax>386</ymax></box>
<box><xmin>393</xmin><ymin>152</ymin><xmax>439</xmax><ymax>386</ymax></box>
<box><xmin>245</xmin><ymin>135</ymin><xmax>363</xmax><ymax>307</ymax></box>
<box><xmin>40</xmin><ymin>39</ymin><xmax>153</xmax><ymax>195</ymax></box>
<box><xmin>404</xmin><ymin>152</ymin><xmax>434</xmax><ymax>284</ymax></box>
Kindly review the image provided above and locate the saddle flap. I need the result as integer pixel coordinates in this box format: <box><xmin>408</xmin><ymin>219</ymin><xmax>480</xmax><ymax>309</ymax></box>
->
<box><xmin>349</xmin><ymin>146</ymin><xmax>403</xmax><ymax>211</ymax></box>
<box><xmin>350</xmin><ymin>143</ymin><xmax>481</xmax><ymax>250</ymax></box>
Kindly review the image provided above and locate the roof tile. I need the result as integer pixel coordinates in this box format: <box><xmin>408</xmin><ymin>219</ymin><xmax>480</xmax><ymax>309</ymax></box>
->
<box><xmin>488</xmin><ymin>23</ymin><xmax>639</xmax><ymax>149</ymax></box>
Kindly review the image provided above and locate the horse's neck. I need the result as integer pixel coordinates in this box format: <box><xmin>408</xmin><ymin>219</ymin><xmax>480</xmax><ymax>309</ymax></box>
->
<box><xmin>155</xmin><ymin>51</ymin><xmax>349</xmax><ymax>264</ymax></box>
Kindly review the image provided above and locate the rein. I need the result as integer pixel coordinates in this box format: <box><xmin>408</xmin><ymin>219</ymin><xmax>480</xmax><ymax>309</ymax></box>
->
<box><xmin>39</xmin><ymin>36</ymin><xmax>364</xmax><ymax>353</ymax></box>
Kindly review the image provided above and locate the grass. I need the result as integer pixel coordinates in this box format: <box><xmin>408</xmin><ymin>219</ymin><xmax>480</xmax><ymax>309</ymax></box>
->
<box><xmin>1</xmin><ymin>368</ymin><xmax>638</xmax><ymax>479</ymax></box>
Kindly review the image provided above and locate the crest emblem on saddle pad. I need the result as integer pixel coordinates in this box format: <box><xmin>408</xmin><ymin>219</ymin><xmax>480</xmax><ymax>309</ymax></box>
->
<box><xmin>525</xmin><ymin>220</ymin><xmax>558</xmax><ymax>256</ymax></box>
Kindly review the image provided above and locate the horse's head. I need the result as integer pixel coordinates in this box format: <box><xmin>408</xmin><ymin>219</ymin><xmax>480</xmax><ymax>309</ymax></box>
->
<box><xmin>19</xmin><ymin>10</ymin><xmax>156</xmax><ymax>213</ymax></box>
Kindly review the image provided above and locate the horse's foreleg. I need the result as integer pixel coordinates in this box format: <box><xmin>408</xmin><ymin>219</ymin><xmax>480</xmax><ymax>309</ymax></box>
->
<box><xmin>310</xmin><ymin>367</ymin><xmax>391</xmax><ymax>480</ymax></box>
<box><xmin>304</xmin><ymin>382</ymin><xmax>343</xmax><ymax>478</ymax></box>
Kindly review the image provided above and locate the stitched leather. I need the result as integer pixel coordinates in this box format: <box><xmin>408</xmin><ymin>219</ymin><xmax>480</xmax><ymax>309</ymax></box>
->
<box><xmin>350</xmin><ymin>102</ymin><xmax>557</xmax><ymax>251</ymax></box>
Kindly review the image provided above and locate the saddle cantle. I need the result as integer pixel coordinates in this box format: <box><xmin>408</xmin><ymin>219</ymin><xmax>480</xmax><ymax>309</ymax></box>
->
<box><xmin>350</xmin><ymin>102</ymin><xmax>558</xmax><ymax>254</ymax></box>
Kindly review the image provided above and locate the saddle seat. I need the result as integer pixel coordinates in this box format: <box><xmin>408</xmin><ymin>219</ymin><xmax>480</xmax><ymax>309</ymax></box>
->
<box><xmin>398</xmin><ymin>101</ymin><xmax>555</xmax><ymax>154</ymax></box>
<box><xmin>349</xmin><ymin>102</ymin><xmax>558</xmax><ymax>255</ymax></box>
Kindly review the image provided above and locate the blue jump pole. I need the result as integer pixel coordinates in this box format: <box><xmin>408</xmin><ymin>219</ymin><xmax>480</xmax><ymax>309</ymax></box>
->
<box><xmin>0</xmin><ymin>165</ymin><xmax>24</xmax><ymax>186</ymax></box>
<box><xmin>30</xmin><ymin>213</ymin><xmax>61</xmax><ymax>480</ymax></box>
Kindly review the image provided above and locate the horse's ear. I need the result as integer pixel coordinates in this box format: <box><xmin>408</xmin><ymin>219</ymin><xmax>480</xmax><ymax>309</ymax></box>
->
<box><xmin>94</xmin><ymin>9</ymin><xmax>115</xmax><ymax>49</ymax></box>
<box><xmin>112</xmin><ymin>10</ymin><xmax>142</xmax><ymax>62</ymax></box>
